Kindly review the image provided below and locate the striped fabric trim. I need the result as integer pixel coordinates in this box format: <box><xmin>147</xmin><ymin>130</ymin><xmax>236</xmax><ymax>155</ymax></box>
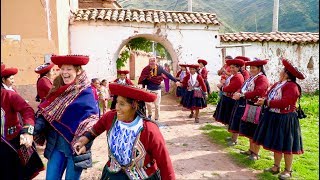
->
<box><xmin>41</xmin><ymin>72</ymin><xmax>90</xmax><ymax>123</ymax></box>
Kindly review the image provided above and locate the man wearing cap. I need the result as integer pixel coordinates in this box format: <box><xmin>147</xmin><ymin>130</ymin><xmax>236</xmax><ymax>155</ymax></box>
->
<box><xmin>138</xmin><ymin>57</ymin><xmax>180</xmax><ymax>121</ymax></box>
<box><xmin>35</xmin><ymin>62</ymin><xmax>56</xmax><ymax>102</ymax></box>
<box><xmin>1</xmin><ymin>67</ymin><xmax>18</xmax><ymax>92</ymax></box>
<box><xmin>110</xmin><ymin>70</ymin><xmax>134</xmax><ymax>110</ymax></box>
<box><xmin>254</xmin><ymin>58</ymin><xmax>306</xmax><ymax>180</ymax></box>
<box><xmin>198</xmin><ymin>59</ymin><xmax>211</xmax><ymax>94</ymax></box>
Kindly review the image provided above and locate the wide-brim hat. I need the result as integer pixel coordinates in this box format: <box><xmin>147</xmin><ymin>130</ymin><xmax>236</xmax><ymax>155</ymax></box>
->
<box><xmin>246</xmin><ymin>58</ymin><xmax>268</xmax><ymax>66</ymax></box>
<box><xmin>109</xmin><ymin>83</ymin><xmax>157</xmax><ymax>102</ymax></box>
<box><xmin>1</xmin><ymin>64</ymin><xmax>5</xmax><ymax>72</ymax></box>
<box><xmin>179</xmin><ymin>64</ymin><xmax>188</xmax><ymax>67</ymax></box>
<box><xmin>235</xmin><ymin>56</ymin><xmax>250</xmax><ymax>62</ymax></box>
<box><xmin>1</xmin><ymin>67</ymin><xmax>18</xmax><ymax>77</ymax></box>
<box><xmin>188</xmin><ymin>64</ymin><xmax>200</xmax><ymax>69</ymax></box>
<box><xmin>51</xmin><ymin>55</ymin><xmax>89</xmax><ymax>67</ymax></box>
<box><xmin>282</xmin><ymin>58</ymin><xmax>305</xmax><ymax>80</ymax></box>
<box><xmin>117</xmin><ymin>70</ymin><xmax>129</xmax><ymax>75</ymax></box>
<box><xmin>226</xmin><ymin>59</ymin><xmax>245</xmax><ymax>67</ymax></box>
<box><xmin>35</xmin><ymin>62</ymin><xmax>55</xmax><ymax>74</ymax></box>
<box><xmin>197</xmin><ymin>59</ymin><xmax>207</xmax><ymax>66</ymax></box>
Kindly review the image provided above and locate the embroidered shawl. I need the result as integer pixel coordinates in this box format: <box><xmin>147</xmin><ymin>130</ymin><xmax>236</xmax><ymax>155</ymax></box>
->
<box><xmin>38</xmin><ymin>72</ymin><xmax>99</xmax><ymax>144</ymax></box>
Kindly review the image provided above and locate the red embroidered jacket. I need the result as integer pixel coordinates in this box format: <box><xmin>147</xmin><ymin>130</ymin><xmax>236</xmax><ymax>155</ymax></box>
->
<box><xmin>1</xmin><ymin>88</ymin><xmax>35</xmax><ymax>140</ymax></box>
<box><xmin>266</xmin><ymin>81</ymin><xmax>300</xmax><ymax>113</ymax></box>
<box><xmin>181</xmin><ymin>74</ymin><xmax>207</xmax><ymax>92</ymax></box>
<box><xmin>222</xmin><ymin>73</ymin><xmax>244</xmax><ymax>96</ymax></box>
<box><xmin>199</xmin><ymin>67</ymin><xmax>208</xmax><ymax>80</ymax></box>
<box><xmin>243</xmin><ymin>75</ymin><xmax>269</xmax><ymax>103</ymax></box>
<box><xmin>241</xmin><ymin>69</ymin><xmax>250</xmax><ymax>81</ymax></box>
<box><xmin>91</xmin><ymin>110</ymin><xmax>175</xmax><ymax>180</ymax></box>
<box><xmin>37</xmin><ymin>76</ymin><xmax>53</xmax><ymax>102</ymax></box>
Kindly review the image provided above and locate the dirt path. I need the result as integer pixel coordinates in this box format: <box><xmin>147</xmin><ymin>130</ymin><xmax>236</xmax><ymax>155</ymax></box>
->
<box><xmin>35</xmin><ymin>93</ymin><xmax>257</xmax><ymax>179</ymax></box>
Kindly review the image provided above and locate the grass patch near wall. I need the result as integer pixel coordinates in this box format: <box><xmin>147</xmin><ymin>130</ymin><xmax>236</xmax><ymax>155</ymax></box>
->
<box><xmin>202</xmin><ymin>92</ymin><xmax>319</xmax><ymax>180</ymax></box>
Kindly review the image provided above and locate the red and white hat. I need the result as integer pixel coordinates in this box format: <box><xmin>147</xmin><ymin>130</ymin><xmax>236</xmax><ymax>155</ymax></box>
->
<box><xmin>188</xmin><ymin>64</ymin><xmax>200</xmax><ymax>69</ymax></box>
<box><xmin>197</xmin><ymin>59</ymin><xmax>207</xmax><ymax>66</ymax></box>
<box><xmin>282</xmin><ymin>58</ymin><xmax>305</xmax><ymax>80</ymax></box>
<box><xmin>35</xmin><ymin>62</ymin><xmax>55</xmax><ymax>74</ymax></box>
<box><xmin>109</xmin><ymin>83</ymin><xmax>157</xmax><ymax>102</ymax></box>
<box><xmin>117</xmin><ymin>70</ymin><xmax>129</xmax><ymax>75</ymax></box>
<box><xmin>226</xmin><ymin>59</ymin><xmax>245</xmax><ymax>67</ymax></box>
<box><xmin>1</xmin><ymin>67</ymin><xmax>18</xmax><ymax>77</ymax></box>
<box><xmin>51</xmin><ymin>55</ymin><xmax>89</xmax><ymax>67</ymax></box>
<box><xmin>245</xmin><ymin>58</ymin><xmax>268</xmax><ymax>66</ymax></box>
<box><xmin>235</xmin><ymin>56</ymin><xmax>250</xmax><ymax>62</ymax></box>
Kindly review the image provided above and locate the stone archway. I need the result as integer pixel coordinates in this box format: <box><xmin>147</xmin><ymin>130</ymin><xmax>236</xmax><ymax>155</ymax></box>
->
<box><xmin>114</xmin><ymin>34</ymin><xmax>178</xmax><ymax>80</ymax></box>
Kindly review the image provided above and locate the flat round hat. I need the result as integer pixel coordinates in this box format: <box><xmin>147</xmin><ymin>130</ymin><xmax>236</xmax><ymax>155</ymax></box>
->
<box><xmin>1</xmin><ymin>67</ymin><xmax>18</xmax><ymax>77</ymax></box>
<box><xmin>282</xmin><ymin>58</ymin><xmax>305</xmax><ymax>80</ymax></box>
<box><xmin>51</xmin><ymin>55</ymin><xmax>89</xmax><ymax>67</ymax></box>
<box><xmin>226</xmin><ymin>59</ymin><xmax>245</xmax><ymax>67</ymax></box>
<box><xmin>109</xmin><ymin>83</ymin><xmax>157</xmax><ymax>102</ymax></box>
<box><xmin>35</xmin><ymin>62</ymin><xmax>55</xmax><ymax>74</ymax></box>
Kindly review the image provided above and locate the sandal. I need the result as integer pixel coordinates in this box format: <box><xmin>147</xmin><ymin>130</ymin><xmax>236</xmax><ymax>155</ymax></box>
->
<box><xmin>188</xmin><ymin>113</ymin><xmax>194</xmax><ymax>118</ymax></box>
<box><xmin>240</xmin><ymin>149</ymin><xmax>252</xmax><ymax>155</ymax></box>
<box><xmin>227</xmin><ymin>140</ymin><xmax>237</xmax><ymax>146</ymax></box>
<box><xmin>278</xmin><ymin>169</ymin><xmax>292</xmax><ymax>180</ymax></box>
<box><xmin>194</xmin><ymin>118</ymin><xmax>199</xmax><ymax>123</ymax></box>
<box><xmin>264</xmin><ymin>164</ymin><xmax>280</xmax><ymax>175</ymax></box>
<box><xmin>248</xmin><ymin>152</ymin><xmax>260</xmax><ymax>161</ymax></box>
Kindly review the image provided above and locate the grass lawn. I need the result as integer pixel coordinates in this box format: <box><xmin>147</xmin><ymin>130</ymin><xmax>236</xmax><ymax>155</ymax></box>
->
<box><xmin>202</xmin><ymin>92</ymin><xmax>319</xmax><ymax>180</ymax></box>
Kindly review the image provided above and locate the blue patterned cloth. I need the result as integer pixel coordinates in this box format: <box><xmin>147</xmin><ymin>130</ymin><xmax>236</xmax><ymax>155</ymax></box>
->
<box><xmin>108</xmin><ymin>116</ymin><xmax>143</xmax><ymax>166</ymax></box>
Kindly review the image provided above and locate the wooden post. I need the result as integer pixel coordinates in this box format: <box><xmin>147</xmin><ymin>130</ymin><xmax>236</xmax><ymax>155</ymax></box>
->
<box><xmin>221</xmin><ymin>48</ymin><xmax>226</xmax><ymax>64</ymax></box>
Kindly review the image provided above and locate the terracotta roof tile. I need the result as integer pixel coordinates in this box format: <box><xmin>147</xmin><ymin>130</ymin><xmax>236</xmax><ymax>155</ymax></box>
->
<box><xmin>73</xmin><ymin>8</ymin><xmax>220</xmax><ymax>25</ymax></box>
<box><xmin>220</xmin><ymin>32</ymin><xmax>319</xmax><ymax>43</ymax></box>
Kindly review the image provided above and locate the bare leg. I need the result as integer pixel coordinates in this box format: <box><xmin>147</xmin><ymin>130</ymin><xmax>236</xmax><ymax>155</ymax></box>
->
<box><xmin>284</xmin><ymin>154</ymin><xmax>293</xmax><ymax>171</ymax></box>
<box><xmin>273</xmin><ymin>152</ymin><xmax>283</xmax><ymax>171</ymax></box>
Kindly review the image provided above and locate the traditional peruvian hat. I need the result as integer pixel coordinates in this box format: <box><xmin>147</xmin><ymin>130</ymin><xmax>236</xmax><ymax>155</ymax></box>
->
<box><xmin>1</xmin><ymin>64</ymin><xmax>5</xmax><ymax>72</ymax></box>
<box><xmin>179</xmin><ymin>64</ymin><xmax>188</xmax><ymax>67</ymax></box>
<box><xmin>1</xmin><ymin>67</ymin><xmax>18</xmax><ymax>77</ymax></box>
<box><xmin>245</xmin><ymin>58</ymin><xmax>268</xmax><ymax>66</ymax></box>
<box><xmin>51</xmin><ymin>55</ymin><xmax>89</xmax><ymax>67</ymax></box>
<box><xmin>35</xmin><ymin>62</ymin><xmax>55</xmax><ymax>74</ymax></box>
<box><xmin>109</xmin><ymin>83</ymin><xmax>157</xmax><ymax>102</ymax></box>
<box><xmin>188</xmin><ymin>64</ymin><xmax>200</xmax><ymax>69</ymax></box>
<box><xmin>226</xmin><ymin>59</ymin><xmax>245</xmax><ymax>67</ymax></box>
<box><xmin>282</xmin><ymin>58</ymin><xmax>305</xmax><ymax>80</ymax></box>
<box><xmin>197</xmin><ymin>59</ymin><xmax>207</xmax><ymax>66</ymax></box>
<box><xmin>117</xmin><ymin>70</ymin><xmax>129</xmax><ymax>75</ymax></box>
<box><xmin>235</xmin><ymin>56</ymin><xmax>250</xmax><ymax>62</ymax></box>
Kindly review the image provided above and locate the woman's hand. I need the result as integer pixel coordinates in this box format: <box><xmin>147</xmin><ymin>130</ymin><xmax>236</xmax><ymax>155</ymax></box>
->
<box><xmin>20</xmin><ymin>133</ymin><xmax>33</xmax><ymax>148</ymax></box>
<box><xmin>175</xmin><ymin>81</ymin><xmax>181</xmax><ymax>87</ymax></box>
<box><xmin>232</xmin><ymin>92</ymin><xmax>241</xmax><ymax>100</ymax></box>
<box><xmin>73</xmin><ymin>136</ymin><xmax>89</xmax><ymax>155</ymax></box>
<box><xmin>255</xmin><ymin>98</ymin><xmax>265</xmax><ymax>106</ymax></box>
<box><xmin>217</xmin><ymin>83</ymin><xmax>223</xmax><ymax>89</ymax></box>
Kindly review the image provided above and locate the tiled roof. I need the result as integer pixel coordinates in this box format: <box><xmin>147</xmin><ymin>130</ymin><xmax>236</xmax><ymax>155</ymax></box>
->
<box><xmin>73</xmin><ymin>8</ymin><xmax>220</xmax><ymax>25</ymax></box>
<box><xmin>220</xmin><ymin>32</ymin><xmax>319</xmax><ymax>43</ymax></box>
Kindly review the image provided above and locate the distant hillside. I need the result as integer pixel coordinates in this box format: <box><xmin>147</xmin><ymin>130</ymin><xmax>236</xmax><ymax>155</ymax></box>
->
<box><xmin>117</xmin><ymin>0</ymin><xmax>319</xmax><ymax>33</ymax></box>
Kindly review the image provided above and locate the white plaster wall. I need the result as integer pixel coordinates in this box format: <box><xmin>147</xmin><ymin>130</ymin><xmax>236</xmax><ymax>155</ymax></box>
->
<box><xmin>221</xmin><ymin>41</ymin><xmax>319</xmax><ymax>92</ymax></box>
<box><xmin>70</xmin><ymin>22</ymin><xmax>221</xmax><ymax>90</ymax></box>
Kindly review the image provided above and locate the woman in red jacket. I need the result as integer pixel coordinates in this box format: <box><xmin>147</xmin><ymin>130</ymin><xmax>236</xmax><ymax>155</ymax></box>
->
<box><xmin>34</xmin><ymin>62</ymin><xmax>56</xmax><ymax>102</ymax></box>
<box><xmin>213</xmin><ymin>58</ymin><xmax>245</xmax><ymax>126</ymax></box>
<box><xmin>180</xmin><ymin>64</ymin><xmax>207</xmax><ymax>123</ymax></box>
<box><xmin>253</xmin><ymin>58</ymin><xmax>305</xmax><ymax>180</ymax></box>
<box><xmin>73</xmin><ymin>83</ymin><xmax>175</xmax><ymax>180</ymax></box>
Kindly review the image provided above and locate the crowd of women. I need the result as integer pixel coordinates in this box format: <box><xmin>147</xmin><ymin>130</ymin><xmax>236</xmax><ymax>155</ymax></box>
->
<box><xmin>0</xmin><ymin>53</ymin><xmax>305</xmax><ymax>180</ymax></box>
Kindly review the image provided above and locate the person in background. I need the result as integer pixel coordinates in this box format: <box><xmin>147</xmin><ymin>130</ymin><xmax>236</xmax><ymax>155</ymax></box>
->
<box><xmin>175</xmin><ymin>64</ymin><xmax>189</xmax><ymax>98</ymax></box>
<box><xmin>228</xmin><ymin>58</ymin><xmax>269</xmax><ymax>150</ymax></box>
<box><xmin>138</xmin><ymin>57</ymin><xmax>180</xmax><ymax>121</ymax></box>
<box><xmin>35</xmin><ymin>62</ymin><xmax>56</xmax><ymax>103</ymax></box>
<box><xmin>253</xmin><ymin>58</ymin><xmax>305</xmax><ymax>180</ymax></box>
<box><xmin>235</xmin><ymin>56</ymin><xmax>251</xmax><ymax>81</ymax></box>
<box><xmin>91</xmin><ymin>78</ymin><xmax>101</xmax><ymax>116</ymax></box>
<box><xmin>217</xmin><ymin>55</ymin><xmax>233</xmax><ymax>97</ymax></box>
<box><xmin>213</xmin><ymin>58</ymin><xmax>245</xmax><ymax>127</ymax></box>
<box><xmin>180</xmin><ymin>64</ymin><xmax>207</xmax><ymax>123</ymax></box>
<box><xmin>110</xmin><ymin>70</ymin><xmax>134</xmax><ymax>110</ymax></box>
<box><xmin>99</xmin><ymin>79</ymin><xmax>110</xmax><ymax>115</ymax></box>
<box><xmin>73</xmin><ymin>83</ymin><xmax>175</xmax><ymax>180</ymax></box>
<box><xmin>34</xmin><ymin>55</ymin><xmax>99</xmax><ymax>180</ymax></box>
<box><xmin>163</xmin><ymin>63</ymin><xmax>171</xmax><ymax>94</ymax></box>
<box><xmin>1</xmin><ymin>64</ymin><xmax>45</xmax><ymax>180</ymax></box>
<box><xmin>1</xmin><ymin>67</ymin><xmax>18</xmax><ymax>92</ymax></box>
<box><xmin>198</xmin><ymin>59</ymin><xmax>211</xmax><ymax>95</ymax></box>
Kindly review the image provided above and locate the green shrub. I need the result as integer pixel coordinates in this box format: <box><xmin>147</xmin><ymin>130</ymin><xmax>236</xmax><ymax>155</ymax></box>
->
<box><xmin>207</xmin><ymin>91</ymin><xmax>220</xmax><ymax>105</ymax></box>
